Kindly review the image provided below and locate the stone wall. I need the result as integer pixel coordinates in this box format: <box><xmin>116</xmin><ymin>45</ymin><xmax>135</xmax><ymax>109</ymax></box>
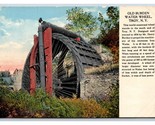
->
<box><xmin>80</xmin><ymin>69</ymin><xmax>118</xmax><ymax>100</ymax></box>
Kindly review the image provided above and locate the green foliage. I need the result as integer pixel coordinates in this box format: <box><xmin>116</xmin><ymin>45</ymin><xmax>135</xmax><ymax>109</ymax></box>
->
<box><xmin>98</xmin><ymin>6</ymin><xmax>119</xmax><ymax>34</ymax></box>
<box><xmin>61</xmin><ymin>98</ymin><xmax>108</xmax><ymax>118</ymax></box>
<box><xmin>97</xmin><ymin>6</ymin><xmax>119</xmax><ymax>63</ymax></box>
<box><xmin>98</xmin><ymin>80</ymin><xmax>119</xmax><ymax>118</ymax></box>
<box><xmin>66</xmin><ymin>7</ymin><xmax>98</xmax><ymax>39</ymax></box>
<box><xmin>0</xmin><ymin>87</ymin><xmax>110</xmax><ymax>118</ymax></box>
<box><xmin>0</xmin><ymin>87</ymin><xmax>10</xmax><ymax>99</ymax></box>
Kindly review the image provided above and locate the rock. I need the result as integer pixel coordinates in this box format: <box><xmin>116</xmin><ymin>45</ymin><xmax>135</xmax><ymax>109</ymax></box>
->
<box><xmin>80</xmin><ymin>68</ymin><xmax>119</xmax><ymax>100</ymax></box>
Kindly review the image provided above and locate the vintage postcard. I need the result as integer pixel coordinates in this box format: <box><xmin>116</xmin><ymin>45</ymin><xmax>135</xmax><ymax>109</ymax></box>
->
<box><xmin>0</xmin><ymin>5</ymin><xmax>154</xmax><ymax>118</ymax></box>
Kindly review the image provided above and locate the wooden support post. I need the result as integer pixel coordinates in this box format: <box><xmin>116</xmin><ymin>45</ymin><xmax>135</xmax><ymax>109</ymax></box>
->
<box><xmin>30</xmin><ymin>35</ymin><xmax>38</xmax><ymax>94</ymax></box>
<box><xmin>43</xmin><ymin>28</ymin><xmax>53</xmax><ymax>95</ymax></box>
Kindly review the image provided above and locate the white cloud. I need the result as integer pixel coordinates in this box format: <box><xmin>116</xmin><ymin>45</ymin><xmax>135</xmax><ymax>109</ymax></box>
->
<box><xmin>48</xmin><ymin>17</ymin><xmax>67</xmax><ymax>27</ymax></box>
<box><xmin>102</xmin><ymin>6</ymin><xmax>108</xmax><ymax>8</ymax></box>
<box><xmin>0</xmin><ymin>16</ymin><xmax>35</xmax><ymax>29</ymax></box>
<box><xmin>0</xmin><ymin>41</ymin><xmax>23</xmax><ymax>49</ymax></box>
<box><xmin>50</xmin><ymin>17</ymin><xmax>61</xmax><ymax>21</ymax></box>
<box><xmin>0</xmin><ymin>16</ymin><xmax>38</xmax><ymax>43</ymax></box>
<box><xmin>52</xmin><ymin>20</ymin><xmax>66</xmax><ymax>27</ymax></box>
<box><xmin>0</xmin><ymin>28</ymin><xmax>11</xmax><ymax>36</ymax></box>
<box><xmin>83</xmin><ymin>7</ymin><xmax>99</xmax><ymax>13</ymax></box>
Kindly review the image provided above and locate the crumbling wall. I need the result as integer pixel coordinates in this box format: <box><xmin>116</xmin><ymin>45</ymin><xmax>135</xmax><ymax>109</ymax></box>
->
<box><xmin>80</xmin><ymin>69</ymin><xmax>118</xmax><ymax>100</ymax></box>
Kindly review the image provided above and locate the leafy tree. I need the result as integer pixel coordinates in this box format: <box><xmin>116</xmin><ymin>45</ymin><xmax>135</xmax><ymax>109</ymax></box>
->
<box><xmin>98</xmin><ymin>6</ymin><xmax>119</xmax><ymax>34</ymax></box>
<box><xmin>97</xmin><ymin>6</ymin><xmax>119</xmax><ymax>63</ymax></box>
<box><xmin>65</xmin><ymin>7</ymin><xmax>98</xmax><ymax>39</ymax></box>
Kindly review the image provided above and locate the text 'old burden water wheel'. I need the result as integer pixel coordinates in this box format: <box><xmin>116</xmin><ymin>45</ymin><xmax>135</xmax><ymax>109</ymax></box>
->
<box><xmin>22</xmin><ymin>18</ymin><xmax>103</xmax><ymax>98</ymax></box>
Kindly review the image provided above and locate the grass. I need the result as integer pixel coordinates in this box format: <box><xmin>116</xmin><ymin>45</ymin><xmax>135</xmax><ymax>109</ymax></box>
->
<box><xmin>0</xmin><ymin>87</ymin><xmax>112</xmax><ymax>118</ymax></box>
<box><xmin>85</xmin><ymin>63</ymin><xmax>119</xmax><ymax>75</ymax></box>
<box><xmin>0</xmin><ymin>81</ymin><xmax>119</xmax><ymax>118</ymax></box>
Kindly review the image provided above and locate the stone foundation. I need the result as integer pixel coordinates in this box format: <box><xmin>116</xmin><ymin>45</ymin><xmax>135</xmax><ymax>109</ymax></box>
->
<box><xmin>80</xmin><ymin>69</ymin><xmax>118</xmax><ymax>100</ymax></box>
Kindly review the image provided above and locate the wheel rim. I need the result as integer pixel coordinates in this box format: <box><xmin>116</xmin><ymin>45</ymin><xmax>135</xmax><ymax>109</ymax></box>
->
<box><xmin>22</xmin><ymin>33</ymin><xmax>103</xmax><ymax>98</ymax></box>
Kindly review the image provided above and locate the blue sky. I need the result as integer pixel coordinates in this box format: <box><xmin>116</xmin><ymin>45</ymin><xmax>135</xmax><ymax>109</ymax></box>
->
<box><xmin>0</xmin><ymin>6</ymin><xmax>108</xmax><ymax>20</ymax></box>
<box><xmin>0</xmin><ymin>6</ymin><xmax>109</xmax><ymax>72</ymax></box>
